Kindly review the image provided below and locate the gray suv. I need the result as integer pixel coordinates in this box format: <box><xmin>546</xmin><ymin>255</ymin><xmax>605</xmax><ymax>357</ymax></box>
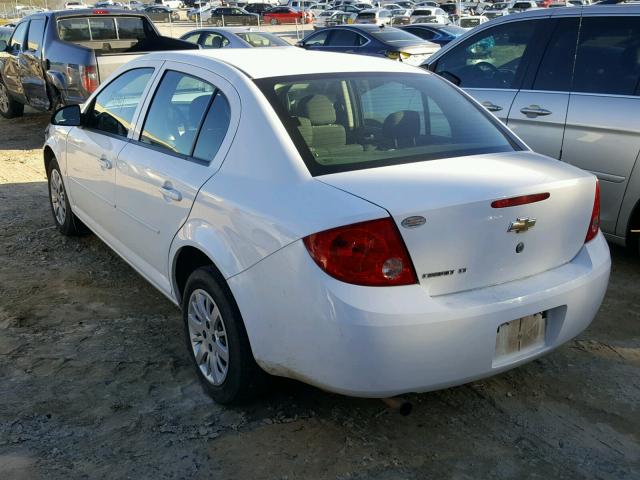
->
<box><xmin>423</xmin><ymin>6</ymin><xmax>640</xmax><ymax>254</ymax></box>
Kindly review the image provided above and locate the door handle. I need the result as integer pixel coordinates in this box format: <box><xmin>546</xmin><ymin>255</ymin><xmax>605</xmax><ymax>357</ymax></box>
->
<box><xmin>481</xmin><ymin>101</ymin><xmax>503</xmax><ymax>112</ymax></box>
<box><xmin>520</xmin><ymin>105</ymin><xmax>552</xmax><ymax>117</ymax></box>
<box><xmin>98</xmin><ymin>155</ymin><xmax>113</xmax><ymax>170</ymax></box>
<box><xmin>160</xmin><ymin>182</ymin><xmax>182</xmax><ymax>202</ymax></box>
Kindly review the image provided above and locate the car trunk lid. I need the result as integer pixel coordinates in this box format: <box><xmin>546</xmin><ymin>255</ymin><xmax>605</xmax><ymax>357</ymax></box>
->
<box><xmin>318</xmin><ymin>151</ymin><xmax>596</xmax><ymax>296</ymax></box>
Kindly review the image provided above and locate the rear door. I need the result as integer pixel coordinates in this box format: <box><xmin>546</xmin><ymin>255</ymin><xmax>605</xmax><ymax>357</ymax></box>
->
<box><xmin>507</xmin><ymin>17</ymin><xmax>579</xmax><ymax>159</ymax></box>
<box><xmin>433</xmin><ymin>18</ymin><xmax>545</xmax><ymax>123</ymax></box>
<box><xmin>19</xmin><ymin>17</ymin><xmax>48</xmax><ymax>109</ymax></box>
<box><xmin>561</xmin><ymin>14</ymin><xmax>640</xmax><ymax>235</ymax></box>
<box><xmin>65</xmin><ymin>65</ymin><xmax>157</xmax><ymax>230</ymax></box>
<box><xmin>113</xmin><ymin>63</ymin><xmax>239</xmax><ymax>291</ymax></box>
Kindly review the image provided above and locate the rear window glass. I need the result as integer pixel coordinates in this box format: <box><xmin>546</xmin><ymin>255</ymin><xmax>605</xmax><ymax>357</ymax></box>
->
<box><xmin>257</xmin><ymin>73</ymin><xmax>517</xmax><ymax>176</ymax></box>
<box><xmin>358</xmin><ymin>12</ymin><xmax>376</xmax><ymax>18</ymax></box>
<box><xmin>57</xmin><ymin>16</ymin><xmax>148</xmax><ymax>42</ymax></box>
<box><xmin>234</xmin><ymin>32</ymin><xmax>289</xmax><ymax>47</ymax></box>
<box><xmin>369</xmin><ymin>28</ymin><xmax>424</xmax><ymax>44</ymax></box>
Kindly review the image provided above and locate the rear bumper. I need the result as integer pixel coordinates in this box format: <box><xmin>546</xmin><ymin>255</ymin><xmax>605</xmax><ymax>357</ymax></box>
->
<box><xmin>229</xmin><ymin>233</ymin><xmax>611</xmax><ymax>397</ymax></box>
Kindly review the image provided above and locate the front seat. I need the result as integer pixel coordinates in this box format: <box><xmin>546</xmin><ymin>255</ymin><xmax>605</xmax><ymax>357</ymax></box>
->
<box><xmin>382</xmin><ymin>110</ymin><xmax>421</xmax><ymax>149</ymax></box>
<box><xmin>297</xmin><ymin>94</ymin><xmax>362</xmax><ymax>158</ymax></box>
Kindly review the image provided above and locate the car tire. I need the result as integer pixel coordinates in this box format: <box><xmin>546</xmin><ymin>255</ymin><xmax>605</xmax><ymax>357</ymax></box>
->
<box><xmin>0</xmin><ymin>80</ymin><xmax>25</xmax><ymax>119</ymax></box>
<box><xmin>49</xmin><ymin>87</ymin><xmax>64</xmax><ymax>113</ymax></box>
<box><xmin>182</xmin><ymin>266</ymin><xmax>267</xmax><ymax>404</ymax></box>
<box><xmin>270</xmin><ymin>18</ymin><xmax>278</xmax><ymax>25</ymax></box>
<box><xmin>46</xmin><ymin>158</ymin><xmax>88</xmax><ymax>236</ymax></box>
<box><xmin>215</xmin><ymin>19</ymin><xmax>223</xmax><ymax>26</ymax></box>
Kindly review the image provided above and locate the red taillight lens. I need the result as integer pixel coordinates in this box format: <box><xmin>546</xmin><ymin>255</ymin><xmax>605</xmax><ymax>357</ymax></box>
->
<box><xmin>585</xmin><ymin>180</ymin><xmax>601</xmax><ymax>243</ymax></box>
<box><xmin>303</xmin><ymin>218</ymin><xmax>417</xmax><ymax>287</ymax></box>
<box><xmin>80</xmin><ymin>65</ymin><xmax>99</xmax><ymax>94</ymax></box>
<box><xmin>491</xmin><ymin>192</ymin><xmax>550</xmax><ymax>208</ymax></box>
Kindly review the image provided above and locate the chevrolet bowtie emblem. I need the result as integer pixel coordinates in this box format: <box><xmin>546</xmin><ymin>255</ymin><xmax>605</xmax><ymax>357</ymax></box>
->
<box><xmin>508</xmin><ymin>217</ymin><xmax>536</xmax><ymax>234</ymax></box>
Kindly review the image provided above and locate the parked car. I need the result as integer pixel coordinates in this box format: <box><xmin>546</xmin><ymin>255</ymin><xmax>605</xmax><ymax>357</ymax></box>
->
<box><xmin>354</xmin><ymin>8</ymin><xmax>392</xmax><ymax>25</ymax></box>
<box><xmin>0</xmin><ymin>9</ymin><xmax>196</xmax><ymax>117</ymax></box>
<box><xmin>159</xmin><ymin>0</ymin><xmax>184</xmax><ymax>8</ymax></box>
<box><xmin>44</xmin><ymin>48</ymin><xmax>610</xmax><ymax>403</ymax></box>
<box><xmin>509</xmin><ymin>0</ymin><xmax>539</xmax><ymax>11</ymax></box>
<box><xmin>483</xmin><ymin>1</ymin><xmax>513</xmax><ymax>18</ymax></box>
<box><xmin>244</xmin><ymin>2</ymin><xmax>275</xmax><ymax>15</ymax></box>
<box><xmin>423</xmin><ymin>6</ymin><xmax>640</xmax><ymax>252</ymax></box>
<box><xmin>458</xmin><ymin>14</ymin><xmax>489</xmax><ymax>28</ymax></box>
<box><xmin>287</xmin><ymin>0</ymin><xmax>317</xmax><ymax>8</ymax></box>
<box><xmin>263</xmin><ymin>6</ymin><xmax>312</xmax><ymax>23</ymax></box>
<box><xmin>337</xmin><ymin>4</ymin><xmax>366</xmax><ymax>14</ymax></box>
<box><xmin>313</xmin><ymin>9</ymin><xmax>355</xmax><ymax>28</ymax></box>
<box><xmin>415</xmin><ymin>0</ymin><xmax>439</xmax><ymax>6</ymax></box>
<box><xmin>388</xmin><ymin>8</ymin><xmax>412</xmax><ymax>25</ymax></box>
<box><xmin>400</xmin><ymin>23</ymin><xmax>466</xmax><ymax>45</ymax></box>
<box><xmin>206</xmin><ymin>7</ymin><xmax>260</xmax><ymax>25</ymax></box>
<box><xmin>180</xmin><ymin>27</ymin><xmax>290</xmax><ymax>47</ymax></box>
<box><xmin>298</xmin><ymin>25</ymin><xmax>439</xmax><ymax>65</ymax></box>
<box><xmin>64</xmin><ymin>2</ymin><xmax>88</xmax><ymax>9</ymax></box>
<box><xmin>144</xmin><ymin>5</ymin><xmax>181</xmax><ymax>22</ymax></box>
<box><xmin>0</xmin><ymin>27</ymin><xmax>12</xmax><ymax>45</ymax></box>
<box><xmin>410</xmin><ymin>7</ymin><xmax>450</xmax><ymax>24</ymax></box>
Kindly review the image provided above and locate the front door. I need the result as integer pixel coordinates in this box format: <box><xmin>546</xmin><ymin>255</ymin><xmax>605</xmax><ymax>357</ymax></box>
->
<box><xmin>113</xmin><ymin>63</ymin><xmax>238</xmax><ymax>292</ymax></box>
<box><xmin>65</xmin><ymin>67</ymin><xmax>156</xmax><ymax>229</ymax></box>
<box><xmin>19</xmin><ymin>17</ymin><xmax>48</xmax><ymax>109</ymax></box>
<box><xmin>433</xmin><ymin>18</ymin><xmax>544</xmax><ymax>123</ymax></box>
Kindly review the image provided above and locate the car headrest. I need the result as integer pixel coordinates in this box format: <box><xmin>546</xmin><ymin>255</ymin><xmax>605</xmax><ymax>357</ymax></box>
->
<box><xmin>298</xmin><ymin>94</ymin><xmax>336</xmax><ymax>126</ymax></box>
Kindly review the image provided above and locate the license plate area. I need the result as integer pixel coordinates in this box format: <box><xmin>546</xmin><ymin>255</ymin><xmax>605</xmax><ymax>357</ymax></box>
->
<box><xmin>494</xmin><ymin>313</ymin><xmax>546</xmax><ymax>363</ymax></box>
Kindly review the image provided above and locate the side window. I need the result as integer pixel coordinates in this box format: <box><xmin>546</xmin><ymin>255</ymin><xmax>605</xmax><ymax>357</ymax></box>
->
<box><xmin>572</xmin><ymin>16</ymin><xmax>640</xmax><ymax>96</ymax></box>
<box><xmin>86</xmin><ymin>68</ymin><xmax>154</xmax><ymax>137</ymax></box>
<box><xmin>532</xmin><ymin>18</ymin><xmax>579</xmax><ymax>92</ymax></box>
<box><xmin>202</xmin><ymin>33</ymin><xmax>230</xmax><ymax>49</ymax></box>
<box><xmin>140</xmin><ymin>71</ymin><xmax>215</xmax><ymax>156</ymax></box>
<box><xmin>9</xmin><ymin>22</ymin><xmax>28</xmax><ymax>51</ymax></box>
<box><xmin>435</xmin><ymin>20</ymin><xmax>540</xmax><ymax>89</ymax></box>
<box><xmin>326</xmin><ymin>30</ymin><xmax>363</xmax><ymax>47</ymax></box>
<box><xmin>183</xmin><ymin>32</ymin><xmax>202</xmax><ymax>44</ymax></box>
<box><xmin>193</xmin><ymin>91</ymin><xmax>231</xmax><ymax>162</ymax></box>
<box><xmin>26</xmin><ymin>19</ymin><xmax>45</xmax><ymax>53</ymax></box>
<box><xmin>304</xmin><ymin>29</ymin><xmax>330</xmax><ymax>47</ymax></box>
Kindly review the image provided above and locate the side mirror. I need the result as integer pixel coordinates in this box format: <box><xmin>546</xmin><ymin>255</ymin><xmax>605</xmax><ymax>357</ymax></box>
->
<box><xmin>0</xmin><ymin>40</ymin><xmax>6</xmax><ymax>52</ymax></box>
<box><xmin>437</xmin><ymin>70</ymin><xmax>462</xmax><ymax>87</ymax></box>
<box><xmin>51</xmin><ymin>104</ymin><xmax>82</xmax><ymax>127</ymax></box>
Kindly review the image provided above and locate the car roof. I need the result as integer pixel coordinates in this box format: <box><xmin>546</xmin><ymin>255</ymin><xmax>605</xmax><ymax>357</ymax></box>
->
<box><xmin>143</xmin><ymin>48</ymin><xmax>425</xmax><ymax>79</ymax></box>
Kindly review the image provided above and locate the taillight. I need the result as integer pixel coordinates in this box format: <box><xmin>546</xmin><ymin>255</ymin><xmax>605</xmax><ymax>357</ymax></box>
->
<box><xmin>303</xmin><ymin>218</ymin><xmax>417</xmax><ymax>287</ymax></box>
<box><xmin>80</xmin><ymin>65</ymin><xmax>99</xmax><ymax>94</ymax></box>
<box><xmin>585</xmin><ymin>180</ymin><xmax>600</xmax><ymax>243</ymax></box>
<box><xmin>93</xmin><ymin>9</ymin><xmax>109</xmax><ymax>14</ymax></box>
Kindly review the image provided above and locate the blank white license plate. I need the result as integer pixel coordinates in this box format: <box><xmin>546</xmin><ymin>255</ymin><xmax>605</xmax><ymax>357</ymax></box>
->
<box><xmin>495</xmin><ymin>313</ymin><xmax>546</xmax><ymax>359</ymax></box>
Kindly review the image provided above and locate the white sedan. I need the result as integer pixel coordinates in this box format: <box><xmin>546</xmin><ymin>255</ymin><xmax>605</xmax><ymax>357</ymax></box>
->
<box><xmin>44</xmin><ymin>48</ymin><xmax>611</xmax><ymax>403</ymax></box>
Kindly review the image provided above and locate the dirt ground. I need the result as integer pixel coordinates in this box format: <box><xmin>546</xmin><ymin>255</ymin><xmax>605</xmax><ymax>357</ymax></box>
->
<box><xmin>0</xmin><ymin>110</ymin><xmax>638</xmax><ymax>480</ymax></box>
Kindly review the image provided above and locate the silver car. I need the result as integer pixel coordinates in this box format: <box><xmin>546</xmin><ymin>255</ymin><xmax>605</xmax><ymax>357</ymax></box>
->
<box><xmin>423</xmin><ymin>6</ymin><xmax>640</xmax><ymax>254</ymax></box>
<box><xmin>180</xmin><ymin>27</ymin><xmax>291</xmax><ymax>48</ymax></box>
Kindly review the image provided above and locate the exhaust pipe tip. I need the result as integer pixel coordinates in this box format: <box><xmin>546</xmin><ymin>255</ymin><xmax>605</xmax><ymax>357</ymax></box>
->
<box><xmin>381</xmin><ymin>397</ymin><xmax>413</xmax><ymax>416</ymax></box>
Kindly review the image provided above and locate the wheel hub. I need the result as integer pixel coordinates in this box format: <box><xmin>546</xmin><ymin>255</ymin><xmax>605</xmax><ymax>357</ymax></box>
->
<box><xmin>187</xmin><ymin>289</ymin><xmax>229</xmax><ymax>386</ymax></box>
<box><xmin>50</xmin><ymin>169</ymin><xmax>66</xmax><ymax>225</ymax></box>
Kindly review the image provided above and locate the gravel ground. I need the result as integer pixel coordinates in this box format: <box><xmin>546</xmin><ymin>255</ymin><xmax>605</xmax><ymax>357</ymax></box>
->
<box><xmin>0</xmin><ymin>111</ymin><xmax>639</xmax><ymax>480</ymax></box>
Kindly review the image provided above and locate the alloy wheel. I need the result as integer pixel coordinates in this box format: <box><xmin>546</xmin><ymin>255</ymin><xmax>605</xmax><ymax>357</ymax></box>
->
<box><xmin>50</xmin><ymin>169</ymin><xmax>67</xmax><ymax>225</ymax></box>
<box><xmin>187</xmin><ymin>289</ymin><xmax>229</xmax><ymax>386</ymax></box>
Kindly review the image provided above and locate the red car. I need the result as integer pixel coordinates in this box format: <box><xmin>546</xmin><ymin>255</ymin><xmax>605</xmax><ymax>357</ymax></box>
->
<box><xmin>263</xmin><ymin>6</ymin><xmax>312</xmax><ymax>25</ymax></box>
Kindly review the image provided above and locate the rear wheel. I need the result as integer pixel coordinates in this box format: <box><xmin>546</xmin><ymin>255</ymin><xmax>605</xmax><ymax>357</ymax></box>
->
<box><xmin>182</xmin><ymin>267</ymin><xmax>267</xmax><ymax>404</ymax></box>
<box><xmin>46</xmin><ymin>158</ymin><xmax>88</xmax><ymax>236</ymax></box>
<box><xmin>270</xmin><ymin>18</ymin><xmax>278</xmax><ymax>25</ymax></box>
<box><xmin>0</xmin><ymin>81</ymin><xmax>24</xmax><ymax>119</ymax></box>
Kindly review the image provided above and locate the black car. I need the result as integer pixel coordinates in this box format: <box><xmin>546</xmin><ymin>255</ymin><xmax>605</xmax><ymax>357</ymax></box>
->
<box><xmin>208</xmin><ymin>7</ymin><xmax>259</xmax><ymax>26</ymax></box>
<box><xmin>298</xmin><ymin>25</ymin><xmax>439</xmax><ymax>65</ymax></box>
<box><xmin>244</xmin><ymin>3</ymin><xmax>273</xmax><ymax>16</ymax></box>
<box><xmin>143</xmin><ymin>5</ymin><xmax>180</xmax><ymax>22</ymax></box>
<box><xmin>400</xmin><ymin>23</ymin><xmax>466</xmax><ymax>46</ymax></box>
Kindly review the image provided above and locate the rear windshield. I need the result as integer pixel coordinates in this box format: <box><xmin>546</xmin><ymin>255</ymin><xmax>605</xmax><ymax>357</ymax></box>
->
<box><xmin>357</xmin><ymin>12</ymin><xmax>376</xmax><ymax>18</ymax></box>
<box><xmin>234</xmin><ymin>32</ymin><xmax>289</xmax><ymax>47</ymax></box>
<box><xmin>439</xmin><ymin>25</ymin><xmax>466</xmax><ymax>36</ymax></box>
<box><xmin>57</xmin><ymin>16</ymin><xmax>148</xmax><ymax>42</ymax></box>
<box><xmin>257</xmin><ymin>72</ymin><xmax>517</xmax><ymax>175</ymax></box>
<box><xmin>369</xmin><ymin>27</ymin><xmax>424</xmax><ymax>44</ymax></box>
